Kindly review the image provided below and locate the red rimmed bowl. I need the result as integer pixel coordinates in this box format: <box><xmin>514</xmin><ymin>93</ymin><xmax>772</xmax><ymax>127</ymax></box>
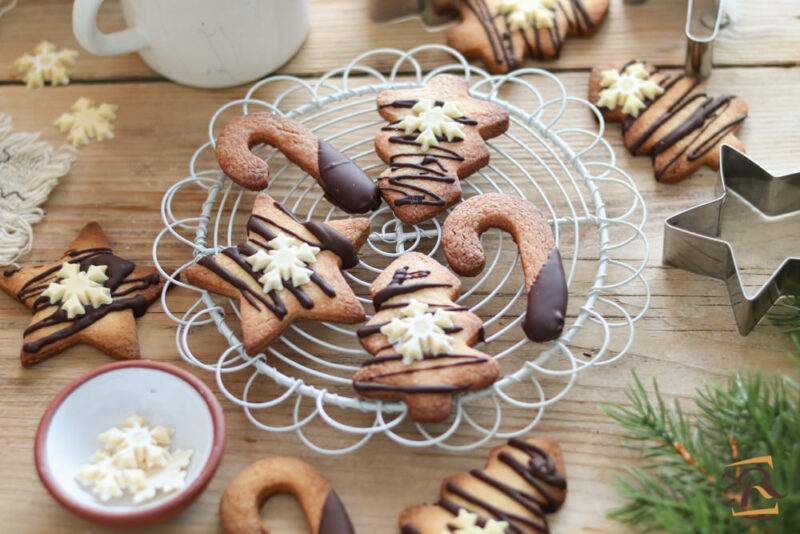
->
<box><xmin>34</xmin><ymin>360</ymin><xmax>226</xmax><ymax>528</ymax></box>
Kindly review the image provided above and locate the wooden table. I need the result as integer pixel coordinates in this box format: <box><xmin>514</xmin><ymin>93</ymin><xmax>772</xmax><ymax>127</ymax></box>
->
<box><xmin>1</xmin><ymin>0</ymin><xmax>798</xmax><ymax>532</ymax></box>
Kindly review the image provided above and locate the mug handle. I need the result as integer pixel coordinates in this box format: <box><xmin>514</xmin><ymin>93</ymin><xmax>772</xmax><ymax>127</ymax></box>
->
<box><xmin>72</xmin><ymin>0</ymin><xmax>148</xmax><ymax>55</ymax></box>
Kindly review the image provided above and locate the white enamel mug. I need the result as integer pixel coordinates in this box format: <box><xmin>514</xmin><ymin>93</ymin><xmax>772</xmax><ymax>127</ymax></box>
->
<box><xmin>72</xmin><ymin>0</ymin><xmax>310</xmax><ymax>88</ymax></box>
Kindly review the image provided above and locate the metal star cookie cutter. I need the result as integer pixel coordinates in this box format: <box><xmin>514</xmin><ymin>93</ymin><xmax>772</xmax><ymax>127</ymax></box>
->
<box><xmin>663</xmin><ymin>144</ymin><xmax>800</xmax><ymax>335</ymax></box>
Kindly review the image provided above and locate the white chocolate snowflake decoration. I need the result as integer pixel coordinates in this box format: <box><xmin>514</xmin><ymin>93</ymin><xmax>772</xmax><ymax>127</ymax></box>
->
<box><xmin>14</xmin><ymin>41</ymin><xmax>78</xmax><ymax>89</ymax></box>
<box><xmin>246</xmin><ymin>233</ymin><xmax>320</xmax><ymax>293</ymax></box>
<box><xmin>76</xmin><ymin>449</ymin><xmax>145</xmax><ymax>502</ymax></box>
<box><xmin>40</xmin><ymin>262</ymin><xmax>112</xmax><ymax>319</ymax></box>
<box><xmin>380</xmin><ymin>298</ymin><xmax>456</xmax><ymax>364</ymax></box>
<box><xmin>99</xmin><ymin>413</ymin><xmax>173</xmax><ymax>469</ymax></box>
<box><xmin>54</xmin><ymin>97</ymin><xmax>118</xmax><ymax>147</ymax></box>
<box><xmin>130</xmin><ymin>449</ymin><xmax>194</xmax><ymax>504</ymax></box>
<box><xmin>396</xmin><ymin>98</ymin><xmax>467</xmax><ymax>151</ymax></box>
<box><xmin>596</xmin><ymin>62</ymin><xmax>665</xmax><ymax>118</ymax></box>
<box><xmin>496</xmin><ymin>0</ymin><xmax>557</xmax><ymax>31</ymax></box>
<box><xmin>76</xmin><ymin>414</ymin><xmax>192</xmax><ymax>505</ymax></box>
<box><xmin>443</xmin><ymin>509</ymin><xmax>510</xmax><ymax>534</ymax></box>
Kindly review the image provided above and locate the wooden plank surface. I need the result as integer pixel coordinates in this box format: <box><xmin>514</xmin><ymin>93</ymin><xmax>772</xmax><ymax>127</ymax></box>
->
<box><xmin>1</xmin><ymin>1</ymin><xmax>799</xmax><ymax>533</ymax></box>
<box><xmin>1</xmin><ymin>0</ymin><xmax>799</xmax><ymax>84</ymax></box>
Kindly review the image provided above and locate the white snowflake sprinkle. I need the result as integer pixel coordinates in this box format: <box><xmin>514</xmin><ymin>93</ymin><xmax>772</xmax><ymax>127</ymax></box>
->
<box><xmin>380</xmin><ymin>299</ymin><xmax>455</xmax><ymax>364</ymax></box>
<box><xmin>496</xmin><ymin>0</ymin><xmax>557</xmax><ymax>31</ymax></box>
<box><xmin>54</xmin><ymin>97</ymin><xmax>118</xmax><ymax>147</ymax></box>
<box><xmin>396</xmin><ymin>98</ymin><xmax>467</xmax><ymax>151</ymax></box>
<box><xmin>14</xmin><ymin>41</ymin><xmax>78</xmax><ymax>89</ymax></box>
<box><xmin>246</xmin><ymin>233</ymin><xmax>320</xmax><ymax>293</ymax></box>
<box><xmin>596</xmin><ymin>62</ymin><xmax>665</xmax><ymax>117</ymax></box>
<box><xmin>99</xmin><ymin>414</ymin><xmax>173</xmax><ymax>469</ymax></box>
<box><xmin>40</xmin><ymin>262</ymin><xmax>112</xmax><ymax>319</ymax></box>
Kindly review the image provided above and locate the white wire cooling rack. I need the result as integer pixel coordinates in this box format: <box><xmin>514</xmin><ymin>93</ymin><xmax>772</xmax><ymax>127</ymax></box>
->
<box><xmin>153</xmin><ymin>45</ymin><xmax>650</xmax><ymax>454</ymax></box>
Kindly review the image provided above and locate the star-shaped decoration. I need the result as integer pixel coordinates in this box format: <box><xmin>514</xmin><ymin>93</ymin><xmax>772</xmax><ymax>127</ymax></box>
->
<box><xmin>496</xmin><ymin>0</ymin><xmax>556</xmax><ymax>31</ymax></box>
<box><xmin>664</xmin><ymin>144</ymin><xmax>800</xmax><ymax>334</ymax></box>
<box><xmin>185</xmin><ymin>192</ymin><xmax>371</xmax><ymax>355</ymax></box>
<box><xmin>54</xmin><ymin>97</ymin><xmax>118</xmax><ymax>147</ymax></box>
<box><xmin>0</xmin><ymin>222</ymin><xmax>168</xmax><ymax>367</ymax></box>
<box><xmin>445</xmin><ymin>509</ymin><xmax>510</xmax><ymax>534</ymax></box>
<box><xmin>375</xmin><ymin>74</ymin><xmax>509</xmax><ymax>224</ymax></box>
<box><xmin>380</xmin><ymin>298</ymin><xmax>456</xmax><ymax>364</ymax></box>
<box><xmin>13</xmin><ymin>41</ymin><xmax>78</xmax><ymax>88</ymax></box>
<box><xmin>595</xmin><ymin>62</ymin><xmax>664</xmax><ymax>117</ymax></box>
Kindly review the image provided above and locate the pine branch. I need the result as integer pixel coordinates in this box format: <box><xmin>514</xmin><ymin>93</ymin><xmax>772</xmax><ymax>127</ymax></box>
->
<box><xmin>602</xmin><ymin>367</ymin><xmax>800</xmax><ymax>533</ymax></box>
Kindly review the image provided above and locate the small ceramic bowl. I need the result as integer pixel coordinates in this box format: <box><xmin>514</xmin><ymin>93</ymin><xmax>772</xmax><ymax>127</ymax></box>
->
<box><xmin>35</xmin><ymin>360</ymin><xmax>226</xmax><ymax>528</ymax></box>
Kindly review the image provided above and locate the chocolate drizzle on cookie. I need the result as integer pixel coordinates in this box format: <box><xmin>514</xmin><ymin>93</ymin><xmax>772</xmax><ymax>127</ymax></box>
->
<box><xmin>354</xmin><ymin>262</ymin><xmax>493</xmax><ymax>399</ymax></box>
<box><xmin>437</xmin><ymin>438</ymin><xmax>566</xmax><ymax>534</ymax></box>
<box><xmin>610</xmin><ymin>65</ymin><xmax>747</xmax><ymax>182</ymax></box>
<box><xmin>15</xmin><ymin>248</ymin><xmax>161</xmax><ymax>354</ymax></box>
<box><xmin>378</xmin><ymin>98</ymin><xmax>478</xmax><ymax>208</ymax></box>
<box><xmin>197</xmin><ymin>200</ymin><xmax>359</xmax><ymax>318</ymax></box>
<box><xmin>462</xmin><ymin>0</ymin><xmax>596</xmax><ymax>68</ymax></box>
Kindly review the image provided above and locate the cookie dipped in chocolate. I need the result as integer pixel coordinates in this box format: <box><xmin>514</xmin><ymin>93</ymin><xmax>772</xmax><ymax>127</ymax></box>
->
<box><xmin>442</xmin><ymin>193</ymin><xmax>568</xmax><ymax>343</ymax></box>
<box><xmin>215</xmin><ymin>111</ymin><xmax>379</xmax><ymax>213</ymax></box>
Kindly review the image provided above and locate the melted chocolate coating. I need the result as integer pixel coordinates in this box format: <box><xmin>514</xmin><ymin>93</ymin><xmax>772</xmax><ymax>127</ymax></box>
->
<box><xmin>317</xmin><ymin>139</ymin><xmax>380</xmax><ymax>214</ymax></box>
<box><xmin>522</xmin><ymin>248</ymin><xmax>567</xmax><ymax>342</ymax></box>
<box><xmin>318</xmin><ymin>490</ymin><xmax>355</xmax><ymax>534</ymax></box>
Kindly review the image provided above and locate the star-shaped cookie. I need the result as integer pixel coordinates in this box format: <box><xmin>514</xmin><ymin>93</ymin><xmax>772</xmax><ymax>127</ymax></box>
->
<box><xmin>0</xmin><ymin>223</ymin><xmax>168</xmax><ymax>367</ymax></box>
<box><xmin>184</xmin><ymin>193</ymin><xmax>371</xmax><ymax>355</ymax></box>
<box><xmin>375</xmin><ymin>75</ymin><xmax>509</xmax><ymax>224</ymax></box>
<box><xmin>353</xmin><ymin>252</ymin><xmax>499</xmax><ymax>423</ymax></box>
<box><xmin>447</xmin><ymin>0</ymin><xmax>610</xmax><ymax>74</ymax></box>
<box><xmin>589</xmin><ymin>60</ymin><xmax>748</xmax><ymax>183</ymax></box>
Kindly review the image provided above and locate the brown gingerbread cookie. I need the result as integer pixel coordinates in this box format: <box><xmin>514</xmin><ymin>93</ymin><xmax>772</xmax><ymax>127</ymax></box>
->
<box><xmin>0</xmin><ymin>223</ymin><xmax>169</xmax><ymax>367</ymax></box>
<box><xmin>353</xmin><ymin>251</ymin><xmax>499</xmax><ymax>423</ymax></box>
<box><xmin>215</xmin><ymin>112</ymin><xmax>380</xmax><ymax>213</ymax></box>
<box><xmin>220</xmin><ymin>457</ymin><xmax>355</xmax><ymax>534</ymax></box>
<box><xmin>447</xmin><ymin>0</ymin><xmax>610</xmax><ymax>74</ymax></box>
<box><xmin>399</xmin><ymin>437</ymin><xmax>567</xmax><ymax>534</ymax></box>
<box><xmin>185</xmin><ymin>193</ymin><xmax>370</xmax><ymax>355</ymax></box>
<box><xmin>589</xmin><ymin>60</ymin><xmax>748</xmax><ymax>183</ymax></box>
<box><xmin>442</xmin><ymin>194</ymin><xmax>567</xmax><ymax>342</ymax></box>
<box><xmin>375</xmin><ymin>74</ymin><xmax>509</xmax><ymax>225</ymax></box>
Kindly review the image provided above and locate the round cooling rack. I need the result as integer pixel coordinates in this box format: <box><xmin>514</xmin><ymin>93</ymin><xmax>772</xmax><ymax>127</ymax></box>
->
<box><xmin>153</xmin><ymin>45</ymin><xmax>650</xmax><ymax>454</ymax></box>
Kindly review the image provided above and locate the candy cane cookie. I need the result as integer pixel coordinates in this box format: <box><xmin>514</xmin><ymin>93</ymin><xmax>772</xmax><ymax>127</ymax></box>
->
<box><xmin>215</xmin><ymin>112</ymin><xmax>380</xmax><ymax>213</ymax></box>
<box><xmin>220</xmin><ymin>457</ymin><xmax>355</xmax><ymax>534</ymax></box>
<box><xmin>442</xmin><ymin>193</ymin><xmax>568</xmax><ymax>342</ymax></box>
